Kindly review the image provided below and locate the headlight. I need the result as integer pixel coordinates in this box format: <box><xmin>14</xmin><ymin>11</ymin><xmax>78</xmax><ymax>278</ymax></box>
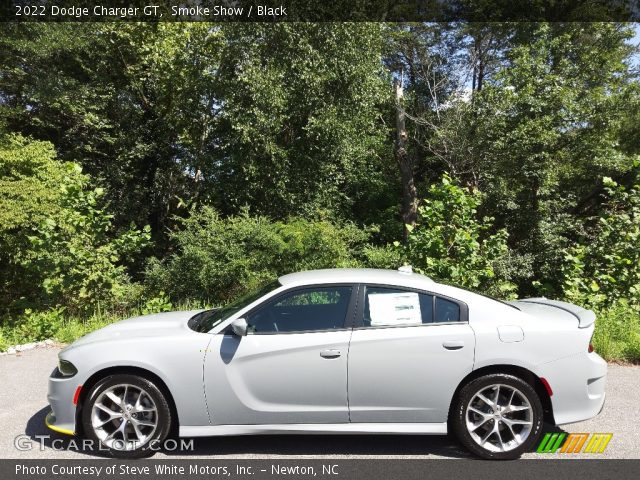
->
<box><xmin>57</xmin><ymin>359</ymin><xmax>78</xmax><ymax>377</ymax></box>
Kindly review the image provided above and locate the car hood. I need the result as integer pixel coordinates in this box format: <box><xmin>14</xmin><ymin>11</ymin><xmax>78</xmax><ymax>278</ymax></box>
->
<box><xmin>63</xmin><ymin>310</ymin><xmax>204</xmax><ymax>350</ymax></box>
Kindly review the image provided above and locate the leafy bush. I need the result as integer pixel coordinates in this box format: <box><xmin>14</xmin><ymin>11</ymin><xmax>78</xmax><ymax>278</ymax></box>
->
<box><xmin>0</xmin><ymin>331</ymin><xmax>9</xmax><ymax>351</ymax></box>
<box><xmin>20</xmin><ymin>165</ymin><xmax>150</xmax><ymax>314</ymax></box>
<box><xmin>360</xmin><ymin>244</ymin><xmax>406</xmax><ymax>270</ymax></box>
<box><xmin>562</xmin><ymin>175</ymin><xmax>640</xmax><ymax>308</ymax></box>
<box><xmin>141</xmin><ymin>293</ymin><xmax>173</xmax><ymax>315</ymax></box>
<box><xmin>145</xmin><ymin>207</ymin><xmax>368</xmax><ymax>304</ymax></box>
<box><xmin>15</xmin><ymin>308</ymin><xmax>65</xmax><ymax>342</ymax></box>
<box><xmin>0</xmin><ymin>134</ymin><xmax>82</xmax><ymax>317</ymax></box>
<box><xmin>0</xmin><ymin>133</ymin><xmax>150</xmax><ymax>318</ymax></box>
<box><xmin>403</xmin><ymin>175</ymin><xmax>517</xmax><ymax>298</ymax></box>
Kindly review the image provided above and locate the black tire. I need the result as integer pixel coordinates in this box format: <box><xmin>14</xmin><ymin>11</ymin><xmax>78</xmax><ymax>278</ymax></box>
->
<box><xmin>81</xmin><ymin>374</ymin><xmax>171</xmax><ymax>459</ymax></box>
<box><xmin>451</xmin><ymin>374</ymin><xmax>544</xmax><ymax>460</ymax></box>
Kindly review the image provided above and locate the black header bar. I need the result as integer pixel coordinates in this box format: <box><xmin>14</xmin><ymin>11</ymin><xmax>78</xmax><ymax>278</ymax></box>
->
<box><xmin>1</xmin><ymin>0</ymin><xmax>639</xmax><ymax>22</ymax></box>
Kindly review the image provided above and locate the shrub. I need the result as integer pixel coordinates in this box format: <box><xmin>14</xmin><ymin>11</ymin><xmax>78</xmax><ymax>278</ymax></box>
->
<box><xmin>0</xmin><ymin>331</ymin><xmax>9</xmax><ymax>351</ymax></box>
<box><xmin>562</xmin><ymin>175</ymin><xmax>640</xmax><ymax>309</ymax></box>
<box><xmin>0</xmin><ymin>134</ymin><xmax>82</xmax><ymax>318</ymax></box>
<box><xmin>360</xmin><ymin>244</ymin><xmax>406</xmax><ymax>269</ymax></box>
<box><xmin>0</xmin><ymin>133</ymin><xmax>150</xmax><ymax>318</ymax></box>
<box><xmin>141</xmin><ymin>293</ymin><xmax>173</xmax><ymax>315</ymax></box>
<box><xmin>403</xmin><ymin>175</ymin><xmax>517</xmax><ymax>298</ymax></box>
<box><xmin>145</xmin><ymin>207</ymin><xmax>368</xmax><ymax>304</ymax></box>
<box><xmin>21</xmin><ymin>166</ymin><xmax>150</xmax><ymax>314</ymax></box>
<box><xmin>15</xmin><ymin>308</ymin><xmax>65</xmax><ymax>342</ymax></box>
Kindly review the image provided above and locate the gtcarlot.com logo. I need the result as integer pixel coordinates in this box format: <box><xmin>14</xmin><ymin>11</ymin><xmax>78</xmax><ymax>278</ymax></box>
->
<box><xmin>14</xmin><ymin>435</ymin><xmax>194</xmax><ymax>452</ymax></box>
<box><xmin>537</xmin><ymin>433</ymin><xmax>612</xmax><ymax>454</ymax></box>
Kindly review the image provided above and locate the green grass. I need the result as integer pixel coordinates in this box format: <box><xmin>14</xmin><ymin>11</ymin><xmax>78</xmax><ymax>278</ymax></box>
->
<box><xmin>592</xmin><ymin>302</ymin><xmax>640</xmax><ymax>363</ymax></box>
<box><xmin>0</xmin><ymin>299</ymin><xmax>209</xmax><ymax>352</ymax></box>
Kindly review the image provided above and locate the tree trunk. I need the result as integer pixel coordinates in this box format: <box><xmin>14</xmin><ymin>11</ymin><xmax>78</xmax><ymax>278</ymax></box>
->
<box><xmin>394</xmin><ymin>77</ymin><xmax>417</xmax><ymax>242</ymax></box>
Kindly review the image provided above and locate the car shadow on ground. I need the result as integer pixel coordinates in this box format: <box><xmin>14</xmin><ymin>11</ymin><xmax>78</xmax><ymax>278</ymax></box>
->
<box><xmin>25</xmin><ymin>406</ymin><xmax>563</xmax><ymax>459</ymax></box>
<box><xmin>26</xmin><ymin>406</ymin><xmax>112</xmax><ymax>458</ymax></box>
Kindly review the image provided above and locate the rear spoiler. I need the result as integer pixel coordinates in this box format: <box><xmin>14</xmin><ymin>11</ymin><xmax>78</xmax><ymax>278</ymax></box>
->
<box><xmin>517</xmin><ymin>298</ymin><xmax>596</xmax><ymax>328</ymax></box>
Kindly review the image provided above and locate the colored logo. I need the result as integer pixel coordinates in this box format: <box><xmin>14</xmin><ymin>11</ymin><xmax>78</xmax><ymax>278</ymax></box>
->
<box><xmin>537</xmin><ymin>433</ymin><xmax>612</xmax><ymax>454</ymax></box>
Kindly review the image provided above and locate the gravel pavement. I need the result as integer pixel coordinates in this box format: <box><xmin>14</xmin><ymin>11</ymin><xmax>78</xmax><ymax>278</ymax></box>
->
<box><xmin>1</xmin><ymin>347</ymin><xmax>638</xmax><ymax>459</ymax></box>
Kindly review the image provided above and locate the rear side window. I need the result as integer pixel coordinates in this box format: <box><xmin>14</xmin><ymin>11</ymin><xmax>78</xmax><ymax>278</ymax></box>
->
<box><xmin>363</xmin><ymin>286</ymin><xmax>463</xmax><ymax>327</ymax></box>
<box><xmin>246</xmin><ymin>286</ymin><xmax>353</xmax><ymax>334</ymax></box>
<box><xmin>435</xmin><ymin>297</ymin><xmax>461</xmax><ymax>323</ymax></box>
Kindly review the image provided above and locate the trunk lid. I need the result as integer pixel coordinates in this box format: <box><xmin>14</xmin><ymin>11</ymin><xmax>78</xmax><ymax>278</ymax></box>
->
<box><xmin>508</xmin><ymin>298</ymin><xmax>596</xmax><ymax>328</ymax></box>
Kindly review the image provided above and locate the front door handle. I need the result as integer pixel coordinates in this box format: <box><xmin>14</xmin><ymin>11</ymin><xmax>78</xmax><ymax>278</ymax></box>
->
<box><xmin>320</xmin><ymin>349</ymin><xmax>341</xmax><ymax>359</ymax></box>
<box><xmin>442</xmin><ymin>340</ymin><xmax>465</xmax><ymax>350</ymax></box>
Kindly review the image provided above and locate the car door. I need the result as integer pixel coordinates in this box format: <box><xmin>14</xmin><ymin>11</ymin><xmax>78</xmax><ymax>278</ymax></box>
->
<box><xmin>348</xmin><ymin>284</ymin><xmax>475</xmax><ymax>423</ymax></box>
<box><xmin>204</xmin><ymin>284</ymin><xmax>357</xmax><ymax>425</ymax></box>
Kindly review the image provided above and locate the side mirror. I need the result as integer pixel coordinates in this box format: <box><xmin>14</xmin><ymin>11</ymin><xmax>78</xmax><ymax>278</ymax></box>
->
<box><xmin>230</xmin><ymin>317</ymin><xmax>248</xmax><ymax>336</ymax></box>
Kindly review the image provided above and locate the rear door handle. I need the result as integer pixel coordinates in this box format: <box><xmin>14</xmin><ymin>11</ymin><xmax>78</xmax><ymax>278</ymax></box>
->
<box><xmin>320</xmin><ymin>349</ymin><xmax>341</xmax><ymax>359</ymax></box>
<box><xmin>442</xmin><ymin>340</ymin><xmax>465</xmax><ymax>350</ymax></box>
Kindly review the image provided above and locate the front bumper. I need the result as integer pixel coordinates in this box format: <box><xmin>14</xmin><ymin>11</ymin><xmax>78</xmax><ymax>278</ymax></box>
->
<box><xmin>535</xmin><ymin>352</ymin><xmax>607</xmax><ymax>425</ymax></box>
<box><xmin>46</xmin><ymin>368</ymin><xmax>80</xmax><ymax>435</ymax></box>
<box><xmin>45</xmin><ymin>410</ymin><xmax>74</xmax><ymax>436</ymax></box>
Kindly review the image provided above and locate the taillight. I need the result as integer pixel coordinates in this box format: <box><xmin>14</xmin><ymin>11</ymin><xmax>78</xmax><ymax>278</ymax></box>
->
<box><xmin>588</xmin><ymin>343</ymin><xmax>594</xmax><ymax>353</ymax></box>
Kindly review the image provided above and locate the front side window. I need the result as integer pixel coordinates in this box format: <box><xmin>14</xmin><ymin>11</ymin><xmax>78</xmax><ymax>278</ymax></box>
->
<box><xmin>363</xmin><ymin>286</ymin><xmax>461</xmax><ymax>327</ymax></box>
<box><xmin>188</xmin><ymin>280</ymin><xmax>281</xmax><ymax>333</ymax></box>
<box><xmin>246</xmin><ymin>286</ymin><xmax>353</xmax><ymax>334</ymax></box>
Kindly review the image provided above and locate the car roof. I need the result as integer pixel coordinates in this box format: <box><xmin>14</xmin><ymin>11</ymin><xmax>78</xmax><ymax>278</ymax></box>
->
<box><xmin>278</xmin><ymin>268</ymin><xmax>434</xmax><ymax>289</ymax></box>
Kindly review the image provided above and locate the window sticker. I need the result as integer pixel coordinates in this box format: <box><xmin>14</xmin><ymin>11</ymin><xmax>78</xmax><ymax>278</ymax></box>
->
<box><xmin>368</xmin><ymin>292</ymin><xmax>422</xmax><ymax>326</ymax></box>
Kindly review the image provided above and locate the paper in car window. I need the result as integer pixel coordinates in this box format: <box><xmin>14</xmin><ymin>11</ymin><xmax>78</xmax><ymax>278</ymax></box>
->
<box><xmin>368</xmin><ymin>292</ymin><xmax>422</xmax><ymax>326</ymax></box>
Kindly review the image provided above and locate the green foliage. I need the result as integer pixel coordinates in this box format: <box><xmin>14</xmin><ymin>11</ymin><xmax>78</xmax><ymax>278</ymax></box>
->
<box><xmin>0</xmin><ymin>134</ymin><xmax>71</xmax><ymax>231</ymax></box>
<box><xmin>141</xmin><ymin>293</ymin><xmax>173</xmax><ymax>315</ymax></box>
<box><xmin>361</xmin><ymin>244</ymin><xmax>406</xmax><ymax>270</ymax></box>
<box><xmin>145</xmin><ymin>207</ymin><xmax>368</xmax><ymax>304</ymax></box>
<box><xmin>592</xmin><ymin>301</ymin><xmax>640</xmax><ymax>362</ymax></box>
<box><xmin>0</xmin><ymin>133</ymin><xmax>83</xmax><ymax>316</ymax></box>
<box><xmin>562</xmin><ymin>175</ymin><xmax>640</xmax><ymax>308</ymax></box>
<box><xmin>0</xmin><ymin>23</ymin><xmax>393</xmax><ymax>246</ymax></box>
<box><xmin>215</xmin><ymin>23</ymin><xmax>391</xmax><ymax>221</ymax></box>
<box><xmin>15</xmin><ymin>308</ymin><xmax>65</xmax><ymax>342</ymax></box>
<box><xmin>465</xmin><ymin>23</ymin><xmax>636</xmax><ymax>296</ymax></box>
<box><xmin>0</xmin><ymin>331</ymin><xmax>9</xmax><ymax>352</ymax></box>
<box><xmin>1</xmin><ymin>23</ymin><xmax>640</xmax><ymax>361</ymax></box>
<box><xmin>19</xmin><ymin>165</ymin><xmax>151</xmax><ymax>314</ymax></box>
<box><xmin>404</xmin><ymin>175</ymin><xmax>517</xmax><ymax>298</ymax></box>
<box><xmin>0</xmin><ymin>132</ymin><xmax>150</xmax><ymax>318</ymax></box>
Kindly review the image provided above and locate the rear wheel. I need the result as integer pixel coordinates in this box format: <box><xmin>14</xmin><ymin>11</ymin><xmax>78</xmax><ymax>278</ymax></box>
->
<box><xmin>81</xmin><ymin>374</ymin><xmax>171</xmax><ymax>458</ymax></box>
<box><xmin>451</xmin><ymin>374</ymin><xmax>544</xmax><ymax>460</ymax></box>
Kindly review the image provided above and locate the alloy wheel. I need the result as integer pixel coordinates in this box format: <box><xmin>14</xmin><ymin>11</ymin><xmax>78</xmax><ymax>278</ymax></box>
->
<box><xmin>90</xmin><ymin>383</ymin><xmax>158</xmax><ymax>451</ymax></box>
<box><xmin>465</xmin><ymin>383</ymin><xmax>534</xmax><ymax>453</ymax></box>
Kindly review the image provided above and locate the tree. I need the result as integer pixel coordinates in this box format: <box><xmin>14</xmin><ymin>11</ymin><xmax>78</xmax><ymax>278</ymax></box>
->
<box><xmin>1</xmin><ymin>23</ymin><xmax>395</xmax><ymax>247</ymax></box>
<box><xmin>0</xmin><ymin>23</ymin><xmax>223</xmax><ymax>252</ymax></box>
<box><xmin>213</xmin><ymin>23</ymin><xmax>391</xmax><ymax>223</ymax></box>
<box><xmin>465</xmin><ymin>23</ymin><xmax>637</xmax><ymax>295</ymax></box>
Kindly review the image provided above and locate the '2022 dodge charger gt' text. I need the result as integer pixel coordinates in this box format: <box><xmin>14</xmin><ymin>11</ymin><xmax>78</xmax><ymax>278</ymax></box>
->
<box><xmin>47</xmin><ymin>268</ymin><xmax>606</xmax><ymax>459</ymax></box>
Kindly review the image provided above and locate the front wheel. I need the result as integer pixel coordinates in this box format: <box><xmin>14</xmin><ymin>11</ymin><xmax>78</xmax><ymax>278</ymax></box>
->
<box><xmin>81</xmin><ymin>374</ymin><xmax>172</xmax><ymax>458</ymax></box>
<box><xmin>451</xmin><ymin>374</ymin><xmax>544</xmax><ymax>460</ymax></box>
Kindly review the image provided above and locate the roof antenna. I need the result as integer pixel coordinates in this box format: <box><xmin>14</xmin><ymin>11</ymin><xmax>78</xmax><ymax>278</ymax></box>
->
<box><xmin>398</xmin><ymin>265</ymin><xmax>413</xmax><ymax>274</ymax></box>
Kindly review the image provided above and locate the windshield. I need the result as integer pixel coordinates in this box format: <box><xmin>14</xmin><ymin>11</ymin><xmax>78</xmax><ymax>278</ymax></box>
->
<box><xmin>188</xmin><ymin>280</ymin><xmax>281</xmax><ymax>333</ymax></box>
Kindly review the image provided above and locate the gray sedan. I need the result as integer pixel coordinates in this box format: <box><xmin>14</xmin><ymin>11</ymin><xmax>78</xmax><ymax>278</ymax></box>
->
<box><xmin>47</xmin><ymin>268</ymin><xmax>606</xmax><ymax>459</ymax></box>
